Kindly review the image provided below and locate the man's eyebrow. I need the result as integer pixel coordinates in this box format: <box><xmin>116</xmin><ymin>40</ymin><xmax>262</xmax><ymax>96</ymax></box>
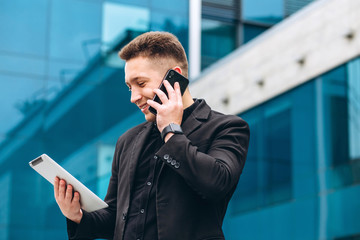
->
<box><xmin>125</xmin><ymin>77</ymin><xmax>137</xmax><ymax>86</ymax></box>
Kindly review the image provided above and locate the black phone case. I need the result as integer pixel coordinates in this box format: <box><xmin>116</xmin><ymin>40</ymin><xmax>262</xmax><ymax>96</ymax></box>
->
<box><xmin>149</xmin><ymin>69</ymin><xmax>189</xmax><ymax>115</ymax></box>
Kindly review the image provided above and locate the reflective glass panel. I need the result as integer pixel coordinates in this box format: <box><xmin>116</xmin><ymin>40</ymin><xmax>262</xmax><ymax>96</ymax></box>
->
<box><xmin>232</xmin><ymin>91</ymin><xmax>294</xmax><ymax>213</ymax></box>
<box><xmin>49</xmin><ymin>0</ymin><xmax>102</xmax><ymax>61</ymax></box>
<box><xmin>322</xmin><ymin>65</ymin><xmax>348</xmax><ymax>167</ymax></box>
<box><xmin>150</xmin><ymin>0</ymin><xmax>188</xmax><ymax>14</ymax></box>
<box><xmin>242</xmin><ymin>0</ymin><xmax>283</xmax><ymax>24</ymax></box>
<box><xmin>150</xmin><ymin>11</ymin><xmax>189</xmax><ymax>49</ymax></box>
<box><xmin>0</xmin><ymin>76</ymin><xmax>45</xmax><ymax>140</ymax></box>
<box><xmin>201</xmin><ymin>19</ymin><xmax>236</xmax><ymax>69</ymax></box>
<box><xmin>321</xmin><ymin>59</ymin><xmax>360</xmax><ymax>189</ymax></box>
<box><xmin>0</xmin><ymin>0</ymin><xmax>48</xmax><ymax>56</ymax></box>
<box><xmin>347</xmin><ymin>59</ymin><xmax>360</xmax><ymax>162</ymax></box>
<box><xmin>263</xmin><ymin>104</ymin><xmax>292</xmax><ymax>204</ymax></box>
<box><xmin>231</xmin><ymin>110</ymin><xmax>261</xmax><ymax>214</ymax></box>
<box><xmin>243</xmin><ymin>23</ymin><xmax>268</xmax><ymax>43</ymax></box>
<box><xmin>102</xmin><ymin>2</ymin><xmax>150</xmax><ymax>51</ymax></box>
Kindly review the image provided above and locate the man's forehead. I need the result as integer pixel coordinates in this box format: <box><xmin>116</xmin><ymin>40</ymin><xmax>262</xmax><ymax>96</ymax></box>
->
<box><xmin>124</xmin><ymin>59</ymin><xmax>168</xmax><ymax>82</ymax></box>
<box><xmin>125</xmin><ymin>73</ymin><xmax>149</xmax><ymax>83</ymax></box>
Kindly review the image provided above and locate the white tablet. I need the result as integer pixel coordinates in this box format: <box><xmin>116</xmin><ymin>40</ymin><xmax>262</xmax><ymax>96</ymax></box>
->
<box><xmin>29</xmin><ymin>153</ymin><xmax>108</xmax><ymax>212</ymax></box>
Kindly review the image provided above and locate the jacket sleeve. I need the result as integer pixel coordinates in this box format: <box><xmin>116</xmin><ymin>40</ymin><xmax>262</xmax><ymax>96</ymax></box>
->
<box><xmin>155</xmin><ymin>116</ymin><xmax>250</xmax><ymax>201</ymax></box>
<box><xmin>66</xmin><ymin>138</ymin><xmax>122</xmax><ymax>239</ymax></box>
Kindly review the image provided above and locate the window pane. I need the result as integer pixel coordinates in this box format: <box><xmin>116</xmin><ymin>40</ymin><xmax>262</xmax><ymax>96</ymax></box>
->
<box><xmin>264</xmin><ymin>107</ymin><xmax>292</xmax><ymax>204</ymax></box>
<box><xmin>330</xmin><ymin>96</ymin><xmax>349</xmax><ymax>165</ymax></box>
<box><xmin>232</xmin><ymin>97</ymin><xmax>293</xmax><ymax>214</ymax></box>
<box><xmin>0</xmin><ymin>0</ymin><xmax>48</xmax><ymax>56</ymax></box>
<box><xmin>284</xmin><ymin>0</ymin><xmax>314</xmax><ymax>17</ymax></box>
<box><xmin>322</xmin><ymin>65</ymin><xmax>348</xmax><ymax>167</ymax></box>
<box><xmin>242</xmin><ymin>0</ymin><xmax>283</xmax><ymax>24</ymax></box>
<box><xmin>243</xmin><ymin>23</ymin><xmax>268</xmax><ymax>43</ymax></box>
<box><xmin>102</xmin><ymin>2</ymin><xmax>150</xmax><ymax>51</ymax></box>
<box><xmin>150</xmin><ymin>11</ymin><xmax>189</xmax><ymax>52</ymax></box>
<box><xmin>49</xmin><ymin>0</ymin><xmax>102</xmax><ymax>61</ymax></box>
<box><xmin>201</xmin><ymin>19</ymin><xmax>236</xmax><ymax>69</ymax></box>
<box><xmin>150</xmin><ymin>0</ymin><xmax>188</xmax><ymax>13</ymax></box>
<box><xmin>203</xmin><ymin>0</ymin><xmax>235</xmax><ymax>7</ymax></box>
<box><xmin>347</xmin><ymin>59</ymin><xmax>360</xmax><ymax>161</ymax></box>
<box><xmin>231</xmin><ymin>117</ymin><xmax>260</xmax><ymax>214</ymax></box>
<box><xmin>322</xmin><ymin>59</ymin><xmax>360</xmax><ymax>189</ymax></box>
<box><xmin>0</xmin><ymin>76</ymin><xmax>46</xmax><ymax>141</ymax></box>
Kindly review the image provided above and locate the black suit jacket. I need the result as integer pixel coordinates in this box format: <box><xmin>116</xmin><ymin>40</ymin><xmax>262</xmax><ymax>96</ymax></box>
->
<box><xmin>67</xmin><ymin>99</ymin><xmax>250</xmax><ymax>240</ymax></box>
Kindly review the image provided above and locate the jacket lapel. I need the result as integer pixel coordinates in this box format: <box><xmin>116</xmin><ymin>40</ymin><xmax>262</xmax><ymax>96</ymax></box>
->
<box><xmin>182</xmin><ymin>99</ymin><xmax>211</xmax><ymax>137</ymax></box>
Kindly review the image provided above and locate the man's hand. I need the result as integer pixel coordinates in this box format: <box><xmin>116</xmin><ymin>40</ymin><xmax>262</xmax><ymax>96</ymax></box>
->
<box><xmin>54</xmin><ymin>177</ymin><xmax>83</xmax><ymax>224</ymax></box>
<box><xmin>147</xmin><ymin>80</ymin><xmax>183</xmax><ymax>138</ymax></box>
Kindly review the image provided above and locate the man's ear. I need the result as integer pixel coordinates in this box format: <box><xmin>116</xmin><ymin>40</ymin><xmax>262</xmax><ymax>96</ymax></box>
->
<box><xmin>172</xmin><ymin>66</ymin><xmax>182</xmax><ymax>75</ymax></box>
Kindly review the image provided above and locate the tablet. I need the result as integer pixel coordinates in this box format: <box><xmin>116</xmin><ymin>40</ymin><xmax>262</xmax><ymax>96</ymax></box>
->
<box><xmin>29</xmin><ymin>153</ymin><xmax>108</xmax><ymax>212</ymax></box>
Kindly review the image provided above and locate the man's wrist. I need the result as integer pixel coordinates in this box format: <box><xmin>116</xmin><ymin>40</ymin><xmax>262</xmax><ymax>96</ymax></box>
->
<box><xmin>161</xmin><ymin>123</ymin><xmax>183</xmax><ymax>141</ymax></box>
<box><xmin>164</xmin><ymin>132</ymin><xmax>174</xmax><ymax>142</ymax></box>
<box><xmin>72</xmin><ymin>209</ymin><xmax>83</xmax><ymax>224</ymax></box>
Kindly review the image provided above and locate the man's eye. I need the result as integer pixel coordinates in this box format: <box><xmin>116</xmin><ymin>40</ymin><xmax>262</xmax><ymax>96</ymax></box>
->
<box><xmin>138</xmin><ymin>82</ymin><xmax>145</xmax><ymax>87</ymax></box>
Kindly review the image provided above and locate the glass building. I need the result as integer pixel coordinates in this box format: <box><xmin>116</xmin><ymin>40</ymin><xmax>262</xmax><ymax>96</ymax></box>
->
<box><xmin>225</xmin><ymin>58</ymin><xmax>360</xmax><ymax>240</ymax></box>
<box><xmin>0</xmin><ymin>0</ymin><xmax>359</xmax><ymax>239</ymax></box>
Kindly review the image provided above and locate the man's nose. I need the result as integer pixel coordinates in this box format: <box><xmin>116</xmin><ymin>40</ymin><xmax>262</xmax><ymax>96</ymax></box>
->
<box><xmin>130</xmin><ymin>89</ymin><xmax>141</xmax><ymax>104</ymax></box>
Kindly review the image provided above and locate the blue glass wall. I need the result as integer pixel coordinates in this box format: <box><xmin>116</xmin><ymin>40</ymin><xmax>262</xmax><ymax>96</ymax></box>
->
<box><xmin>224</xmin><ymin>58</ymin><xmax>360</xmax><ymax>240</ymax></box>
<box><xmin>0</xmin><ymin>0</ymin><xmax>188</xmax><ymax>239</ymax></box>
<box><xmin>200</xmin><ymin>0</ymin><xmax>315</xmax><ymax>69</ymax></box>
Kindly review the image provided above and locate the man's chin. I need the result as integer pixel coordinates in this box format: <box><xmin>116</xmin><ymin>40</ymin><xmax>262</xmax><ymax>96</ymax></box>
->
<box><xmin>144</xmin><ymin>112</ymin><xmax>156</xmax><ymax>122</ymax></box>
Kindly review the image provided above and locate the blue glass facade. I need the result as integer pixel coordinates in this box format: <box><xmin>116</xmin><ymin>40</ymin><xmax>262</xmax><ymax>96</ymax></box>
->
<box><xmin>200</xmin><ymin>0</ymin><xmax>306</xmax><ymax>69</ymax></box>
<box><xmin>0</xmin><ymin>0</ymin><xmax>359</xmax><ymax>239</ymax></box>
<box><xmin>0</xmin><ymin>1</ymin><xmax>188</xmax><ymax>239</ymax></box>
<box><xmin>225</xmin><ymin>58</ymin><xmax>360</xmax><ymax>240</ymax></box>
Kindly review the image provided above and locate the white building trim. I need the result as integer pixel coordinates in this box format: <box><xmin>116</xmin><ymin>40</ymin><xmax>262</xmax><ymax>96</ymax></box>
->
<box><xmin>188</xmin><ymin>0</ymin><xmax>202</xmax><ymax>79</ymax></box>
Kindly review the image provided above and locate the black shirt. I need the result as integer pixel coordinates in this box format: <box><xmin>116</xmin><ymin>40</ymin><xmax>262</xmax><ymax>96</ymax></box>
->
<box><xmin>123</xmin><ymin>100</ymin><xmax>200</xmax><ymax>240</ymax></box>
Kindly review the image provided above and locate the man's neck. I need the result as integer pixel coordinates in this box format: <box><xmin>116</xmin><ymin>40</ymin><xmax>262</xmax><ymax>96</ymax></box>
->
<box><xmin>182</xmin><ymin>89</ymin><xmax>194</xmax><ymax>109</ymax></box>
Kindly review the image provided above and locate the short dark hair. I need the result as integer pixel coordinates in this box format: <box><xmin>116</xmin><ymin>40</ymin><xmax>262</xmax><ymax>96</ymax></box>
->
<box><xmin>119</xmin><ymin>32</ymin><xmax>188</xmax><ymax>77</ymax></box>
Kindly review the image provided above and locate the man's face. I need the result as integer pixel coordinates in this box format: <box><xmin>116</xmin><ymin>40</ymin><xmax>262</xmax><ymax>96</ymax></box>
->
<box><xmin>124</xmin><ymin>56</ymin><xmax>165</xmax><ymax>122</ymax></box>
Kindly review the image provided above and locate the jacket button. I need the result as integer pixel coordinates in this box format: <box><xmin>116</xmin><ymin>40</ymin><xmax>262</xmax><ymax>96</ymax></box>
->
<box><xmin>174</xmin><ymin>162</ymin><xmax>180</xmax><ymax>169</ymax></box>
<box><xmin>122</xmin><ymin>213</ymin><xmax>127</xmax><ymax>220</ymax></box>
<box><xmin>167</xmin><ymin>157</ymin><xmax>172</xmax><ymax>163</ymax></box>
<box><xmin>164</xmin><ymin>154</ymin><xmax>169</xmax><ymax>160</ymax></box>
<box><xmin>171</xmin><ymin>160</ymin><xmax>176</xmax><ymax>166</ymax></box>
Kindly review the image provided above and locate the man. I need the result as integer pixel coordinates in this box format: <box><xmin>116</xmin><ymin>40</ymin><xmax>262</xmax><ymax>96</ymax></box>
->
<box><xmin>54</xmin><ymin>31</ymin><xmax>250</xmax><ymax>240</ymax></box>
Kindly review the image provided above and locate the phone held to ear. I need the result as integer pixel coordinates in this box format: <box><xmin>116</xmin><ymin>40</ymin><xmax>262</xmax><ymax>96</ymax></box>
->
<box><xmin>149</xmin><ymin>69</ymin><xmax>189</xmax><ymax>115</ymax></box>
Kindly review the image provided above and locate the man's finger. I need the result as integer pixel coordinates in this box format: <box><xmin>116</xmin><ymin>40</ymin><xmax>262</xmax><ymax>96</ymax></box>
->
<box><xmin>73</xmin><ymin>192</ymin><xmax>80</xmax><ymax>204</ymax></box>
<box><xmin>163</xmin><ymin>80</ymin><xmax>176</xmax><ymax>101</ymax></box>
<box><xmin>54</xmin><ymin>177</ymin><xmax>59</xmax><ymax>198</ymax></box>
<box><xmin>66</xmin><ymin>184</ymin><xmax>73</xmax><ymax>201</ymax></box>
<box><xmin>153</xmin><ymin>87</ymin><xmax>169</xmax><ymax>104</ymax></box>
<box><xmin>147</xmin><ymin>98</ymin><xmax>161</xmax><ymax>111</ymax></box>
<box><xmin>174</xmin><ymin>82</ymin><xmax>182</xmax><ymax>104</ymax></box>
<box><xmin>59</xmin><ymin>179</ymin><xmax>66</xmax><ymax>198</ymax></box>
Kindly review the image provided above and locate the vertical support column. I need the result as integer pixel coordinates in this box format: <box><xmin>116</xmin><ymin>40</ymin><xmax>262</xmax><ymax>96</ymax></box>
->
<box><xmin>189</xmin><ymin>0</ymin><xmax>202</xmax><ymax>80</ymax></box>
<box><xmin>347</xmin><ymin>58</ymin><xmax>360</xmax><ymax>160</ymax></box>
<box><xmin>316</xmin><ymin>77</ymin><xmax>328</xmax><ymax>240</ymax></box>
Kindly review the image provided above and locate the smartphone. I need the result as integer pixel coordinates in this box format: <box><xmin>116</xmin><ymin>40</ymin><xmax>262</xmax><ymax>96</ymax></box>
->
<box><xmin>149</xmin><ymin>69</ymin><xmax>189</xmax><ymax>115</ymax></box>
